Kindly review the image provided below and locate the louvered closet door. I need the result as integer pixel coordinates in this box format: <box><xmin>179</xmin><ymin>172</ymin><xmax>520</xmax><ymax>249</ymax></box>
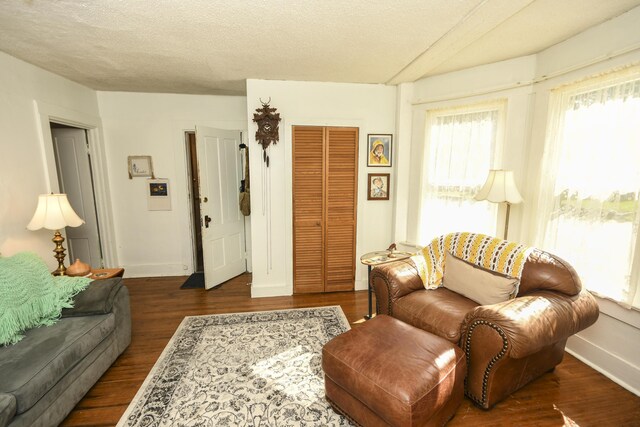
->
<box><xmin>292</xmin><ymin>126</ymin><xmax>325</xmax><ymax>293</ymax></box>
<box><xmin>293</xmin><ymin>125</ymin><xmax>358</xmax><ymax>294</ymax></box>
<box><xmin>324</xmin><ymin>127</ymin><xmax>358</xmax><ymax>292</ymax></box>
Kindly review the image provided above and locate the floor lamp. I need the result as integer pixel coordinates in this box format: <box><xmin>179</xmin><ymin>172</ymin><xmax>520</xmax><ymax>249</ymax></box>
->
<box><xmin>27</xmin><ymin>193</ymin><xmax>85</xmax><ymax>276</ymax></box>
<box><xmin>474</xmin><ymin>170</ymin><xmax>523</xmax><ymax>240</ymax></box>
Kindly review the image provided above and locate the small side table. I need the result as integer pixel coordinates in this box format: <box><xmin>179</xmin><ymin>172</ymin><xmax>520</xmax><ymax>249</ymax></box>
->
<box><xmin>89</xmin><ymin>268</ymin><xmax>125</xmax><ymax>281</ymax></box>
<box><xmin>360</xmin><ymin>250</ymin><xmax>412</xmax><ymax>319</ymax></box>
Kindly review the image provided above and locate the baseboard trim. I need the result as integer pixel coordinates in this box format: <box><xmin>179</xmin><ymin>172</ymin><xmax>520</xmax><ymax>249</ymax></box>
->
<box><xmin>566</xmin><ymin>334</ymin><xmax>640</xmax><ymax>396</ymax></box>
<box><xmin>122</xmin><ymin>263</ymin><xmax>188</xmax><ymax>278</ymax></box>
<box><xmin>251</xmin><ymin>284</ymin><xmax>291</xmax><ymax>298</ymax></box>
<box><xmin>355</xmin><ymin>278</ymin><xmax>368</xmax><ymax>291</ymax></box>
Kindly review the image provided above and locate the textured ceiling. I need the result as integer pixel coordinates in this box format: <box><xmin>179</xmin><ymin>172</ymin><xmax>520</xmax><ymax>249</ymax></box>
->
<box><xmin>0</xmin><ymin>0</ymin><xmax>638</xmax><ymax>95</ymax></box>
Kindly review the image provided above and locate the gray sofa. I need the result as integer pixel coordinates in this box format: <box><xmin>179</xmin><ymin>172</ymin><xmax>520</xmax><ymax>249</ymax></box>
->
<box><xmin>0</xmin><ymin>278</ymin><xmax>131</xmax><ymax>427</ymax></box>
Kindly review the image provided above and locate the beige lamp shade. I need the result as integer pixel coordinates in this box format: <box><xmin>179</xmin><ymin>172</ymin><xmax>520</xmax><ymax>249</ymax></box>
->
<box><xmin>474</xmin><ymin>170</ymin><xmax>523</xmax><ymax>204</ymax></box>
<box><xmin>27</xmin><ymin>193</ymin><xmax>85</xmax><ymax>230</ymax></box>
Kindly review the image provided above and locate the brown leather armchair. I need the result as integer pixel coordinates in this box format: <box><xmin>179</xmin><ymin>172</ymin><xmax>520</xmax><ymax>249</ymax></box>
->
<box><xmin>370</xmin><ymin>248</ymin><xmax>600</xmax><ymax>409</ymax></box>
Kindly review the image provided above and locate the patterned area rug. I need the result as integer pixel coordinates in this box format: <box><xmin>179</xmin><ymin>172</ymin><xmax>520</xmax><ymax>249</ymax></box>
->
<box><xmin>118</xmin><ymin>306</ymin><xmax>353</xmax><ymax>427</ymax></box>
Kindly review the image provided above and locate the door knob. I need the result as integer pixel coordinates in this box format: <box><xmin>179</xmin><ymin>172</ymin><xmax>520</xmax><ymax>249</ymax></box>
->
<box><xmin>204</xmin><ymin>215</ymin><xmax>212</xmax><ymax>228</ymax></box>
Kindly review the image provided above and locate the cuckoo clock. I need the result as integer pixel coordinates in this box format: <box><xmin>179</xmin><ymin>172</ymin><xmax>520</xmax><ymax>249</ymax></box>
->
<box><xmin>253</xmin><ymin>99</ymin><xmax>281</xmax><ymax>167</ymax></box>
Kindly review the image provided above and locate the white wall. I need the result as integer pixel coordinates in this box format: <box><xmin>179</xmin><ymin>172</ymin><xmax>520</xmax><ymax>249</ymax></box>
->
<box><xmin>0</xmin><ymin>52</ymin><xmax>105</xmax><ymax>269</ymax></box>
<box><xmin>96</xmin><ymin>92</ymin><xmax>248</xmax><ymax>277</ymax></box>
<box><xmin>246</xmin><ymin>79</ymin><xmax>397</xmax><ymax>297</ymax></box>
<box><xmin>397</xmin><ymin>6</ymin><xmax>640</xmax><ymax>395</ymax></box>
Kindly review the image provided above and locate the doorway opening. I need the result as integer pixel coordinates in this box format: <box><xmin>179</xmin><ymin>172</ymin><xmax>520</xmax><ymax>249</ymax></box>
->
<box><xmin>186</xmin><ymin>131</ymin><xmax>204</xmax><ymax>273</ymax></box>
<box><xmin>50</xmin><ymin>122</ymin><xmax>104</xmax><ymax>268</ymax></box>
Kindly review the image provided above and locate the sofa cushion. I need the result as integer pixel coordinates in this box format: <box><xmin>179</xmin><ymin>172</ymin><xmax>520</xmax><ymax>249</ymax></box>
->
<box><xmin>393</xmin><ymin>287</ymin><xmax>478</xmax><ymax>344</ymax></box>
<box><xmin>443</xmin><ymin>252</ymin><xmax>519</xmax><ymax>305</ymax></box>
<box><xmin>0</xmin><ymin>313</ymin><xmax>115</xmax><ymax>414</ymax></box>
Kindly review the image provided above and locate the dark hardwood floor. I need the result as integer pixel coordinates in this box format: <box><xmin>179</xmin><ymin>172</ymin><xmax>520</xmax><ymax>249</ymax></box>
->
<box><xmin>62</xmin><ymin>274</ymin><xmax>640</xmax><ymax>426</ymax></box>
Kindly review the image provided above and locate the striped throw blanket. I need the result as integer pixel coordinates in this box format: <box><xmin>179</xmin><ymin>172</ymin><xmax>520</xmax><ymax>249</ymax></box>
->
<box><xmin>411</xmin><ymin>232</ymin><xmax>532</xmax><ymax>290</ymax></box>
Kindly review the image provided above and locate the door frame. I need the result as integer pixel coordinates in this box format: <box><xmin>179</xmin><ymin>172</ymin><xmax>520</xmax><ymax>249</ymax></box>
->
<box><xmin>184</xmin><ymin>131</ymin><xmax>204</xmax><ymax>273</ymax></box>
<box><xmin>34</xmin><ymin>100</ymin><xmax>118</xmax><ymax>268</ymax></box>
<box><xmin>51</xmin><ymin>125</ymin><xmax>105</xmax><ymax>268</ymax></box>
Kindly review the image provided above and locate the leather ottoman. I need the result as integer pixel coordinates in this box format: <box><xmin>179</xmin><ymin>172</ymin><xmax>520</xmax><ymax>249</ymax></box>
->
<box><xmin>322</xmin><ymin>315</ymin><xmax>465</xmax><ymax>427</ymax></box>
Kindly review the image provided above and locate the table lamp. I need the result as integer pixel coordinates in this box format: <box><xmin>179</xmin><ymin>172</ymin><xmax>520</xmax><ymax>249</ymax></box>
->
<box><xmin>27</xmin><ymin>193</ymin><xmax>85</xmax><ymax>276</ymax></box>
<box><xmin>474</xmin><ymin>170</ymin><xmax>523</xmax><ymax>240</ymax></box>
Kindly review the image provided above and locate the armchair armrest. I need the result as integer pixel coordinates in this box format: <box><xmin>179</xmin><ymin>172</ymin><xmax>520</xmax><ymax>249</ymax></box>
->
<box><xmin>61</xmin><ymin>278</ymin><xmax>123</xmax><ymax>317</ymax></box>
<box><xmin>461</xmin><ymin>289</ymin><xmax>599</xmax><ymax>408</ymax></box>
<box><xmin>462</xmin><ymin>290</ymin><xmax>599</xmax><ymax>359</ymax></box>
<box><xmin>370</xmin><ymin>259</ymin><xmax>424</xmax><ymax>315</ymax></box>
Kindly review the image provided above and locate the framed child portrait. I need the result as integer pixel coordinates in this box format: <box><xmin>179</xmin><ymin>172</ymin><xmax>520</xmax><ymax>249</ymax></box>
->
<box><xmin>368</xmin><ymin>173</ymin><xmax>390</xmax><ymax>200</ymax></box>
<box><xmin>367</xmin><ymin>134</ymin><xmax>392</xmax><ymax>167</ymax></box>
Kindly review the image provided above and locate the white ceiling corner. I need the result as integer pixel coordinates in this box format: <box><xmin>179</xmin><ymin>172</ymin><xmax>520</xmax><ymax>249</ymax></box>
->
<box><xmin>387</xmin><ymin>0</ymin><xmax>536</xmax><ymax>85</ymax></box>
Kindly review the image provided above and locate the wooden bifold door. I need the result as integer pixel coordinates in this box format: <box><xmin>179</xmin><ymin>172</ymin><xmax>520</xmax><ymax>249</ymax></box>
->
<box><xmin>292</xmin><ymin>126</ymin><xmax>358</xmax><ymax>293</ymax></box>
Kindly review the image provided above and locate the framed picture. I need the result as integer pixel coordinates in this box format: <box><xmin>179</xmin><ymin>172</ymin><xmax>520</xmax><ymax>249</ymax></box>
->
<box><xmin>128</xmin><ymin>155</ymin><xmax>154</xmax><ymax>179</ymax></box>
<box><xmin>367</xmin><ymin>134</ymin><xmax>392</xmax><ymax>167</ymax></box>
<box><xmin>147</xmin><ymin>178</ymin><xmax>171</xmax><ymax>211</ymax></box>
<box><xmin>149</xmin><ymin>181</ymin><xmax>168</xmax><ymax>196</ymax></box>
<box><xmin>368</xmin><ymin>173</ymin><xmax>390</xmax><ymax>200</ymax></box>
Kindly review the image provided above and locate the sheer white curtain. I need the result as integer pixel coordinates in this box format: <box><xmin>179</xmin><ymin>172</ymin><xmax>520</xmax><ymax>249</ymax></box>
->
<box><xmin>418</xmin><ymin>102</ymin><xmax>503</xmax><ymax>244</ymax></box>
<box><xmin>536</xmin><ymin>68</ymin><xmax>640</xmax><ymax>308</ymax></box>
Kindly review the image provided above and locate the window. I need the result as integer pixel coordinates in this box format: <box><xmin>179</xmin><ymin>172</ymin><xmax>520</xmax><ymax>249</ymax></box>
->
<box><xmin>536</xmin><ymin>68</ymin><xmax>640</xmax><ymax>309</ymax></box>
<box><xmin>417</xmin><ymin>101</ymin><xmax>505</xmax><ymax>243</ymax></box>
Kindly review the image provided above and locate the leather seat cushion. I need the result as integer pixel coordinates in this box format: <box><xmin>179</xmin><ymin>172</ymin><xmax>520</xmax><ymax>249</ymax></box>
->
<box><xmin>322</xmin><ymin>315</ymin><xmax>465</xmax><ymax>427</ymax></box>
<box><xmin>0</xmin><ymin>313</ymin><xmax>115</xmax><ymax>414</ymax></box>
<box><xmin>393</xmin><ymin>287</ymin><xmax>479</xmax><ymax>344</ymax></box>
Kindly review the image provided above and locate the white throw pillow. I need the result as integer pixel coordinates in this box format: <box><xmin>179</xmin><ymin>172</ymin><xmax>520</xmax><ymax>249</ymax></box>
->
<box><xmin>442</xmin><ymin>252</ymin><xmax>519</xmax><ymax>305</ymax></box>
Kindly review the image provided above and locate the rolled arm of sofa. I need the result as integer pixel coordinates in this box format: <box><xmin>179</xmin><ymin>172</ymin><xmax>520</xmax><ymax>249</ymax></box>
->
<box><xmin>462</xmin><ymin>289</ymin><xmax>599</xmax><ymax>359</ymax></box>
<box><xmin>370</xmin><ymin>259</ymin><xmax>424</xmax><ymax>315</ymax></box>
<box><xmin>0</xmin><ymin>393</ymin><xmax>16</xmax><ymax>427</ymax></box>
<box><xmin>61</xmin><ymin>278</ymin><xmax>123</xmax><ymax>317</ymax></box>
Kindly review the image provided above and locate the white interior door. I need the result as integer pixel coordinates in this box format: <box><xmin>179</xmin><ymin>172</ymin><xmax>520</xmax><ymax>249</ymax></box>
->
<box><xmin>52</xmin><ymin>127</ymin><xmax>103</xmax><ymax>268</ymax></box>
<box><xmin>196</xmin><ymin>126</ymin><xmax>246</xmax><ymax>289</ymax></box>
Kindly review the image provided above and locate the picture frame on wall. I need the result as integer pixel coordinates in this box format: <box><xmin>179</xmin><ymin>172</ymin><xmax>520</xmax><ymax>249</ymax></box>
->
<box><xmin>367</xmin><ymin>134</ymin><xmax>392</xmax><ymax>167</ymax></box>
<box><xmin>147</xmin><ymin>178</ymin><xmax>171</xmax><ymax>211</ymax></box>
<box><xmin>128</xmin><ymin>155</ymin><xmax>154</xmax><ymax>179</ymax></box>
<box><xmin>367</xmin><ymin>173</ymin><xmax>390</xmax><ymax>201</ymax></box>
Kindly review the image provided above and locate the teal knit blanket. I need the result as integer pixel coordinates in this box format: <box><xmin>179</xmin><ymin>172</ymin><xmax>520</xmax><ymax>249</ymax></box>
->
<box><xmin>0</xmin><ymin>252</ymin><xmax>91</xmax><ymax>346</ymax></box>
